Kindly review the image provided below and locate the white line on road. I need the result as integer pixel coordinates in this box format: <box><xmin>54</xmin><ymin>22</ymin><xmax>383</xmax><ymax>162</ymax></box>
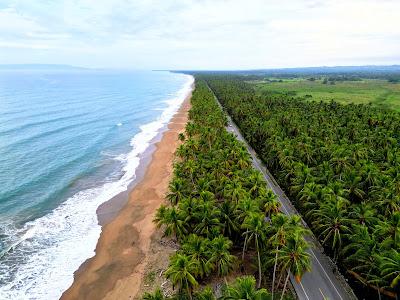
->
<box><xmin>299</xmin><ymin>281</ymin><xmax>311</xmax><ymax>300</ymax></box>
<box><xmin>310</xmin><ymin>250</ymin><xmax>344</xmax><ymax>300</ymax></box>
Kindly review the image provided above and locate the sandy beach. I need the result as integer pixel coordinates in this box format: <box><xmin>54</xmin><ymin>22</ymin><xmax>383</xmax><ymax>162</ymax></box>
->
<box><xmin>61</xmin><ymin>88</ymin><xmax>192</xmax><ymax>300</ymax></box>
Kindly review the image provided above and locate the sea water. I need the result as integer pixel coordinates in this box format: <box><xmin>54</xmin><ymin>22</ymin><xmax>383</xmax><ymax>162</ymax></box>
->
<box><xmin>0</xmin><ymin>67</ymin><xmax>193</xmax><ymax>299</ymax></box>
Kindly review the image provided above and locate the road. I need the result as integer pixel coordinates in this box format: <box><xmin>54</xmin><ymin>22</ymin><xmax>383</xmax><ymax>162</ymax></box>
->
<box><xmin>207</xmin><ymin>84</ymin><xmax>357</xmax><ymax>300</ymax></box>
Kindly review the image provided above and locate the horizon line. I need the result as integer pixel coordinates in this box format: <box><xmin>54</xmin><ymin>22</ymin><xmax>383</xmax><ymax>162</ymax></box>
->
<box><xmin>1</xmin><ymin>63</ymin><xmax>400</xmax><ymax>72</ymax></box>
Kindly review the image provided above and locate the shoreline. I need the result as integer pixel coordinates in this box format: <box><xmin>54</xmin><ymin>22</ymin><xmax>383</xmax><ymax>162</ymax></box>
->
<box><xmin>60</xmin><ymin>84</ymin><xmax>193</xmax><ymax>300</ymax></box>
<box><xmin>96</xmin><ymin>122</ymin><xmax>165</xmax><ymax>226</ymax></box>
<box><xmin>98</xmin><ymin>74</ymin><xmax>194</xmax><ymax>226</ymax></box>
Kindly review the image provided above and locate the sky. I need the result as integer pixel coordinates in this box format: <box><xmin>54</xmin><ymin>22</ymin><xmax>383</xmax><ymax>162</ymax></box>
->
<box><xmin>0</xmin><ymin>0</ymin><xmax>399</xmax><ymax>70</ymax></box>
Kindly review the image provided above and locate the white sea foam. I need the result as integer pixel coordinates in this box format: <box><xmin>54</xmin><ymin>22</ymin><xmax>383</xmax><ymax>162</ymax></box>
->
<box><xmin>0</xmin><ymin>73</ymin><xmax>194</xmax><ymax>300</ymax></box>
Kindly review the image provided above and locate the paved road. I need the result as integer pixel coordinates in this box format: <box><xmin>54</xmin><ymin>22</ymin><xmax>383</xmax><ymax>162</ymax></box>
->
<box><xmin>207</xmin><ymin>84</ymin><xmax>356</xmax><ymax>300</ymax></box>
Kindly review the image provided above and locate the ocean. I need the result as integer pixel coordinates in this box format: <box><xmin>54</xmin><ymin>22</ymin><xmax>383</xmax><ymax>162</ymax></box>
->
<box><xmin>0</xmin><ymin>68</ymin><xmax>193</xmax><ymax>299</ymax></box>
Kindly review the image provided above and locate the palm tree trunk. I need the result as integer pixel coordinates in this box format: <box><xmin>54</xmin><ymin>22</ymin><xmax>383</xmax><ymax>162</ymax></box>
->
<box><xmin>276</xmin><ymin>268</ymin><xmax>285</xmax><ymax>291</ymax></box>
<box><xmin>256</xmin><ymin>236</ymin><xmax>262</xmax><ymax>288</ymax></box>
<box><xmin>280</xmin><ymin>272</ymin><xmax>290</xmax><ymax>300</ymax></box>
<box><xmin>185</xmin><ymin>278</ymin><xmax>193</xmax><ymax>300</ymax></box>
<box><xmin>271</xmin><ymin>244</ymin><xmax>279</xmax><ymax>300</ymax></box>
<box><xmin>242</xmin><ymin>234</ymin><xmax>248</xmax><ymax>261</ymax></box>
<box><xmin>187</xmin><ymin>286</ymin><xmax>193</xmax><ymax>300</ymax></box>
<box><xmin>378</xmin><ymin>284</ymin><xmax>381</xmax><ymax>300</ymax></box>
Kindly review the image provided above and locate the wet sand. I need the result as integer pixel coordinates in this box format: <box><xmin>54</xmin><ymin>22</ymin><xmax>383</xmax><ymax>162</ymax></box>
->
<box><xmin>61</xmin><ymin>89</ymin><xmax>192</xmax><ymax>300</ymax></box>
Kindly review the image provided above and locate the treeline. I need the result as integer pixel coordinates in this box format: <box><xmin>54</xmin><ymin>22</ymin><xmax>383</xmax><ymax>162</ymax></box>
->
<box><xmin>144</xmin><ymin>80</ymin><xmax>310</xmax><ymax>300</ymax></box>
<box><xmin>179</xmin><ymin>65</ymin><xmax>400</xmax><ymax>81</ymax></box>
<box><xmin>203</xmin><ymin>76</ymin><xmax>400</xmax><ymax>298</ymax></box>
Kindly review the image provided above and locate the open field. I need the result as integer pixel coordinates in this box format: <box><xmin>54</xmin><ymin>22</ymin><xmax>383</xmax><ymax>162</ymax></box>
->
<box><xmin>253</xmin><ymin>78</ymin><xmax>400</xmax><ymax>111</ymax></box>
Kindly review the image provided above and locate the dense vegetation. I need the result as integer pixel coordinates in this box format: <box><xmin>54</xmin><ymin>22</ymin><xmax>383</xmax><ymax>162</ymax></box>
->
<box><xmin>203</xmin><ymin>76</ymin><xmax>400</xmax><ymax>298</ymax></box>
<box><xmin>182</xmin><ymin>65</ymin><xmax>400</xmax><ymax>82</ymax></box>
<box><xmin>144</xmin><ymin>80</ymin><xmax>310</xmax><ymax>300</ymax></box>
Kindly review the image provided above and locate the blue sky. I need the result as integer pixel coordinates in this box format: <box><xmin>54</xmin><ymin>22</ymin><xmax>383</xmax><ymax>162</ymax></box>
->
<box><xmin>0</xmin><ymin>0</ymin><xmax>399</xmax><ymax>69</ymax></box>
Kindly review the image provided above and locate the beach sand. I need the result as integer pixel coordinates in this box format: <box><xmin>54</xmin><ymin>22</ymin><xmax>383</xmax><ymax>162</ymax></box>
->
<box><xmin>61</xmin><ymin>89</ymin><xmax>192</xmax><ymax>300</ymax></box>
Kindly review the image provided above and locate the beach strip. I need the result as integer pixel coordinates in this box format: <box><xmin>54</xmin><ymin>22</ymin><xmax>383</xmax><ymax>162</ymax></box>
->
<box><xmin>60</xmin><ymin>87</ymin><xmax>192</xmax><ymax>300</ymax></box>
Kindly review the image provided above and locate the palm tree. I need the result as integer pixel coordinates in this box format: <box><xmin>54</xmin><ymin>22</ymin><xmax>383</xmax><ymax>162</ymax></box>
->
<box><xmin>263</xmin><ymin>195</ymin><xmax>281</xmax><ymax>218</ymax></box>
<box><xmin>178</xmin><ymin>132</ymin><xmax>185</xmax><ymax>142</ymax></box>
<box><xmin>178</xmin><ymin>197</ymin><xmax>198</xmax><ymax>229</ymax></box>
<box><xmin>374</xmin><ymin>211</ymin><xmax>400</xmax><ymax>248</ymax></box>
<box><xmin>208</xmin><ymin>236</ymin><xmax>236</xmax><ymax>277</ymax></box>
<box><xmin>165</xmin><ymin>253</ymin><xmax>199</xmax><ymax>300</ymax></box>
<box><xmin>343</xmin><ymin>170</ymin><xmax>365</xmax><ymax>202</ymax></box>
<box><xmin>195</xmin><ymin>177</ymin><xmax>215</xmax><ymax>195</ymax></box>
<box><xmin>185</xmin><ymin>122</ymin><xmax>197</xmax><ymax>138</ymax></box>
<box><xmin>311</xmin><ymin>198</ymin><xmax>352</xmax><ymax>260</ymax></box>
<box><xmin>184</xmin><ymin>138</ymin><xmax>200</xmax><ymax>158</ymax></box>
<box><xmin>203</xmin><ymin>127</ymin><xmax>217</xmax><ymax>150</ymax></box>
<box><xmin>360</xmin><ymin>160</ymin><xmax>380</xmax><ymax>190</ymax></box>
<box><xmin>268</xmin><ymin>214</ymin><xmax>290</xmax><ymax>300</ymax></box>
<box><xmin>154</xmin><ymin>204</ymin><xmax>168</xmax><ymax>226</ymax></box>
<box><xmin>222</xmin><ymin>276</ymin><xmax>271</xmax><ymax>300</ymax></box>
<box><xmin>224</xmin><ymin>178</ymin><xmax>248</xmax><ymax>204</ymax></box>
<box><xmin>298</xmin><ymin>182</ymin><xmax>321</xmax><ymax>209</ymax></box>
<box><xmin>342</xmin><ymin>225</ymin><xmax>380</xmax><ymax>283</ymax></box>
<box><xmin>330</xmin><ymin>151</ymin><xmax>352</xmax><ymax>176</ymax></box>
<box><xmin>142</xmin><ymin>289</ymin><xmax>165</xmax><ymax>300</ymax></box>
<box><xmin>268</xmin><ymin>214</ymin><xmax>309</xmax><ymax>299</ymax></box>
<box><xmin>182</xmin><ymin>234</ymin><xmax>213</xmax><ymax>278</ymax></box>
<box><xmin>236</xmin><ymin>197</ymin><xmax>258</xmax><ymax>224</ymax></box>
<box><xmin>219</xmin><ymin>200</ymin><xmax>239</xmax><ymax>238</ymax></box>
<box><xmin>246</xmin><ymin>171</ymin><xmax>266</xmax><ymax>198</ymax></box>
<box><xmin>183</xmin><ymin>159</ymin><xmax>197</xmax><ymax>185</ymax></box>
<box><xmin>167</xmin><ymin>178</ymin><xmax>188</xmax><ymax>205</ymax></box>
<box><xmin>242</xmin><ymin>212</ymin><xmax>266</xmax><ymax>288</ymax></box>
<box><xmin>349</xmin><ymin>202</ymin><xmax>378</xmax><ymax>226</ymax></box>
<box><xmin>176</xmin><ymin>144</ymin><xmax>189</xmax><ymax>159</ymax></box>
<box><xmin>199</xmin><ymin>191</ymin><xmax>216</xmax><ymax>202</ymax></box>
<box><xmin>193</xmin><ymin>201</ymin><xmax>222</xmax><ymax>238</ymax></box>
<box><xmin>380</xmin><ymin>249</ymin><xmax>400</xmax><ymax>289</ymax></box>
<box><xmin>232</xmin><ymin>146</ymin><xmax>251</xmax><ymax>170</ymax></box>
<box><xmin>154</xmin><ymin>205</ymin><xmax>187</xmax><ymax>240</ymax></box>
<box><xmin>290</xmin><ymin>162</ymin><xmax>314</xmax><ymax>196</ymax></box>
<box><xmin>274</xmin><ymin>234</ymin><xmax>311</xmax><ymax>300</ymax></box>
<box><xmin>375</xmin><ymin>187</ymin><xmax>400</xmax><ymax>216</ymax></box>
<box><xmin>194</xmin><ymin>287</ymin><xmax>216</xmax><ymax>300</ymax></box>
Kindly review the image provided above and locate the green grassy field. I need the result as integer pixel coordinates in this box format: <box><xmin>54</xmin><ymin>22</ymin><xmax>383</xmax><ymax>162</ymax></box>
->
<box><xmin>253</xmin><ymin>78</ymin><xmax>400</xmax><ymax>111</ymax></box>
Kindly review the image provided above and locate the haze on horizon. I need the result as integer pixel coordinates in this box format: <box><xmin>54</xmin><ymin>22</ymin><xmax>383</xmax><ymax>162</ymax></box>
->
<box><xmin>0</xmin><ymin>0</ymin><xmax>399</xmax><ymax>70</ymax></box>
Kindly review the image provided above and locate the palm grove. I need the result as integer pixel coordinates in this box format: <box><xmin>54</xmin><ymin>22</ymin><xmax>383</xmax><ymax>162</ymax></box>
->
<box><xmin>204</xmin><ymin>76</ymin><xmax>400</xmax><ymax>298</ymax></box>
<box><xmin>144</xmin><ymin>80</ymin><xmax>311</xmax><ymax>300</ymax></box>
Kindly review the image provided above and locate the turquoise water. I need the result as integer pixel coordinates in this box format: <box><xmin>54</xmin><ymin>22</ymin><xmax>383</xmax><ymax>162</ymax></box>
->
<box><xmin>0</xmin><ymin>68</ymin><xmax>193</xmax><ymax>299</ymax></box>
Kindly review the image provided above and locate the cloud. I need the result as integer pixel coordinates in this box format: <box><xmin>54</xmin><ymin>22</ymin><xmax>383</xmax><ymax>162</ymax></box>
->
<box><xmin>0</xmin><ymin>0</ymin><xmax>399</xmax><ymax>69</ymax></box>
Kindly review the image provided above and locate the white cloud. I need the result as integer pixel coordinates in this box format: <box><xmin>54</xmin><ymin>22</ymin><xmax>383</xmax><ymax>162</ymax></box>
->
<box><xmin>0</xmin><ymin>0</ymin><xmax>399</xmax><ymax>68</ymax></box>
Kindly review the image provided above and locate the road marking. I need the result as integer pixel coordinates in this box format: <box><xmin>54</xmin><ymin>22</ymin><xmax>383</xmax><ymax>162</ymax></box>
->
<box><xmin>299</xmin><ymin>281</ymin><xmax>311</xmax><ymax>300</ymax></box>
<box><xmin>320</xmin><ymin>288</ymin><xmax>328</xmax><ymax>300</ymax></box>
<box><xmin>310</xmin><ymin>249</ymin><xmax>344</xmax><ymax>300</ymax></box>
